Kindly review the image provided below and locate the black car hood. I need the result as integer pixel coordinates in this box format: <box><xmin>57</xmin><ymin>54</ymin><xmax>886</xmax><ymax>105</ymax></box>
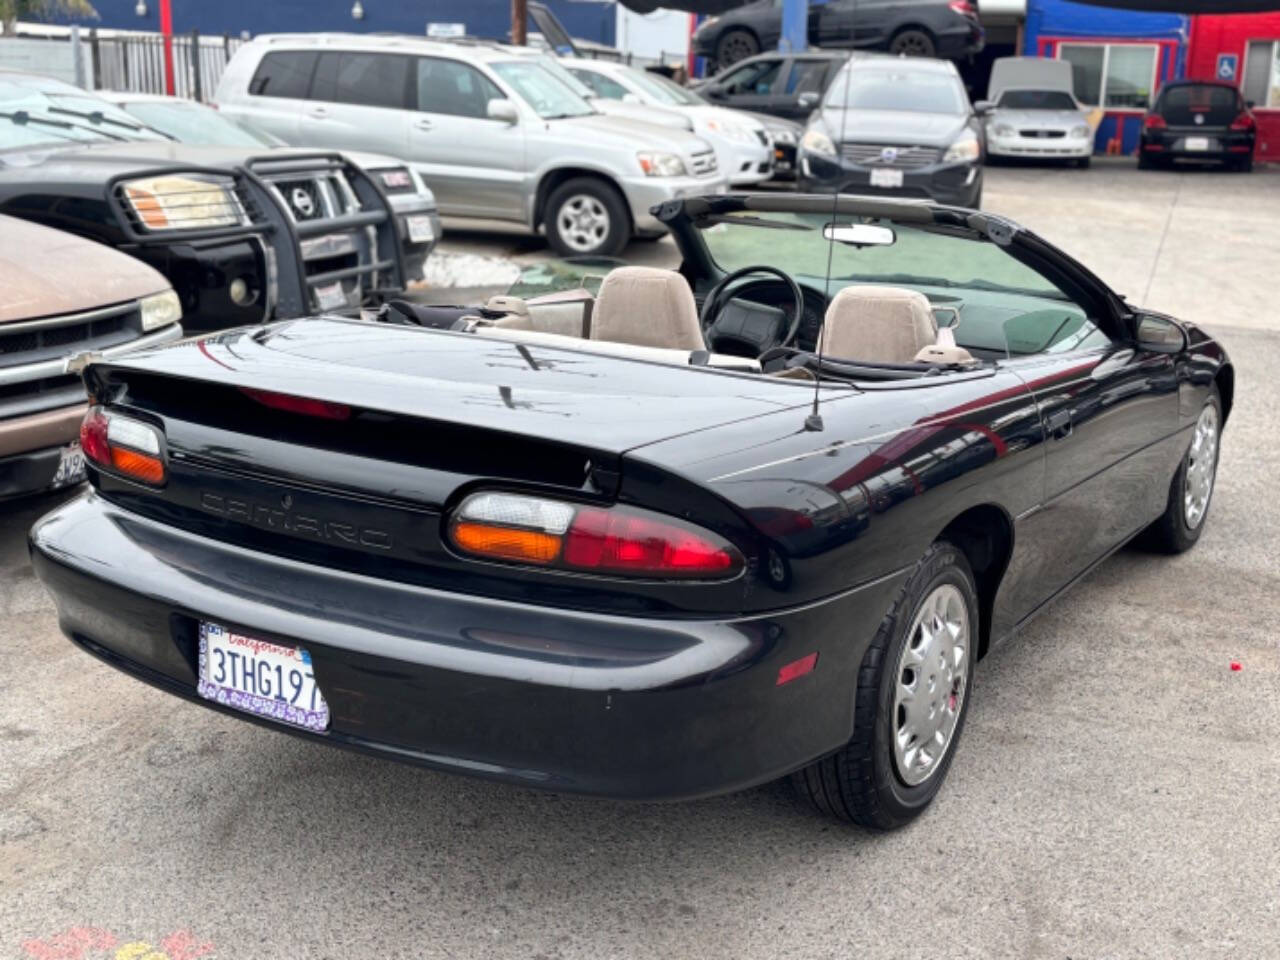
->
<box><xmin>0</xmin><ymin>140</ymin><xmax>313</xmax><ymax>183</ymax></box>
<box><xmin>99</xmin><ymin>318</ymin><xmax>835</xmax><ymax>455</ymax></box>
<box><xmin>814</xmin><ymin>107</ymin><xmax>970</xmax><ymax>147</ymax></box>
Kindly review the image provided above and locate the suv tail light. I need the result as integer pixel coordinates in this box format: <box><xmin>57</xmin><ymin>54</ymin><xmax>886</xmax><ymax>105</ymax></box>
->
<box><xmin>449</xmin><ymin>491</ymin><xmax>744</xmax><ymax>579</ymax></box>
<box><xmin>947</xmin><ymin>0</ymin><xmax>975</xmax><ymax>13</ymax></box>
<box><xmin>80</xmin><ymin>406</ymin><xmax>167</xmax><ymax>486</ymax></box>
<box><xmin>1143</xmin><ymin>113</ymin><xmax>1167</xmax><ymax>130</ymax></box>
<box><xmin>1230</xmin><ymin>112</ymin><xmax>1256</xmax><ymax>131</ymax></box>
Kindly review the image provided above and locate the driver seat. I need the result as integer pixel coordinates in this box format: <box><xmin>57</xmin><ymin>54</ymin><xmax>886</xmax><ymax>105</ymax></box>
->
<box><xmin>817</xmin><ymin>286</ymin><xmax>937</xmax><ymax>365</ymax></box>
<box><xmin>591</xmin><ymin>266</ymin><xmax>706</xmax><ymax>351</ymax></box>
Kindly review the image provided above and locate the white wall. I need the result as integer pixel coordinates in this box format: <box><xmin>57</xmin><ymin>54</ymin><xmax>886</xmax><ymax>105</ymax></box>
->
<box><xmin>615</xmin><ymin>6</ymin><xmax>690</xmax><ymax>64</ymax></box>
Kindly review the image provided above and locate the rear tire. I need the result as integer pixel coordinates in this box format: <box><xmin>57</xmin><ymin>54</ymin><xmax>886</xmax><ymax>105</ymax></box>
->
<box><xmin>715</xmin><ymin>29</ymin><xmax>759</xmax><ymax>68</ymax></box>
<box><xmin>544</xmin><ymin>177</ymin><xmax>630</xmax><ymax>258</ymax></box>
<box><xmin>889</xmin><ymin>28</ymin><xmax>936</xmax><ymax>58</ymax></box>
<box><xmin>791</xmin><ymin>541</ymin><xmax>978</xmax><ymax>830</ymax></box>
<box><xmin>1233</xmin><ymin>155</ymin><xmax>1254</xmax><ymax>173</ymax></box>
<box><xmin>1144</xmin><ymin>387</ymin><xmax>1222</xmax><ymax>554</ymax></box>
<box><xmin>1076</xmin><ymin>156</ymin><xmax>1092</xmax><ymax>169</ymax></box>
<box><xmin>1138</xmin><ymin>152</ymin><xmax>1156</xmax><ymax>170</ymax></box>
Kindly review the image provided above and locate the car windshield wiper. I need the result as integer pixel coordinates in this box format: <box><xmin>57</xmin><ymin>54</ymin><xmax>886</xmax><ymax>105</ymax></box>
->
<box><xmin>0</xmin><ymin>110</ymin><xmax>115</xmax><ymax>141</ymax></box>
<box><xmin>48</xmin><ymin>104</ymin><xmax>146</xmax><ymax>133</ymax></box>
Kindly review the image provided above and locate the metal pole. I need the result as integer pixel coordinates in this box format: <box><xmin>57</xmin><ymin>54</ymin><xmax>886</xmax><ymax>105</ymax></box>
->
<box><xmin>159</xmin><ymin>0</ymin><xmax>175</xmax><ymax>96</ymax></box>
<box><xmin>511</xmin><ymin>0</ymin><xmax>527</xmax><ymax>46</ymax></box>
<box><xmin>71</xmin><ymin>25</ymin><xmax>86</xmax><ymax>88</ymax></box>
<box><xmin>780</xmin><ymin>0</ymin><xmax>807</xmax><ymax>55</ymax></box>
<box><xmin>89</xmin><ymin>27</ymin><xmax>101</xmax><ymax>89</ymax></box>
<box><xmin>191</xmin><ymin>29</ymin><xmax>202</xmax><ymax>101</ymax></box>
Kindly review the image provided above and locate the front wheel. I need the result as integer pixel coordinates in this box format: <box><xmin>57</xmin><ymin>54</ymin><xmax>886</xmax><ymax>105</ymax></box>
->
<box><xmin>715</xmin><ymin>28</ymin><xmax>759</xmax><ymax>67</ymax></box>
<box><xmin>792</xmin><ymin>541</ymin><xmax>978</xmax><ymax>829</ymax></box>
<box><xmin>889</xmin><ymin>28</ymin><xmax>936</xmax><ymax>57</ymax></box>
<box><xmin>544</xmin><ymin>178</ymin><xmax>630</xmax><ymax>258</ymax></box>
<box><xmin>1144</xmin><ymin>387</ymin><xmax>1222</xmax><ymax>553</ymax></box>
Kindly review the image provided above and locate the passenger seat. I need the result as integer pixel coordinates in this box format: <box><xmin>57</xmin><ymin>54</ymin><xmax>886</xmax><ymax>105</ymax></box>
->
<box><xmin>591</xmin><ymin>266</ymin><xmax>705</xmax><ymax>351</ymax></box>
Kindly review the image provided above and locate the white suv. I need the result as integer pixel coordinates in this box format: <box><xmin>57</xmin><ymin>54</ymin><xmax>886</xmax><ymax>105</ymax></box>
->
<box><xmin>216</xmin><ymin>34</ymin><xmax>728</xmax><ymax>256</ymax></box>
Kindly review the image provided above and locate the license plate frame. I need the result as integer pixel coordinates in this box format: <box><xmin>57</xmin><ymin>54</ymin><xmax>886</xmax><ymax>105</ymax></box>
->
<box><xmin>315</xmin><ymin>281</ymin><xmax>348</xmax><ymax>312</ymax></box>
<box><xmin>49</xmin><ymin>441</ymin><xmax>85</xmax><ymax>490</ymax></box>
<box><xmin>406</xmin><ymin>214</ymin><xmax>435</xmax><ymax>244</ymax></box>
<box><xmin>197</xmin><ymin>622</ymin><xmax>330</xmax><ymax>731</ymax></box>
<box><xmin>1185</xmin><ymin>136</ymin><xmax>1210</xmax><ymax>152</ymax></box>
<box><xmin>869</xmin><ymin>168</ymin><xmax>905</xmax><ymax>189</ymax></box>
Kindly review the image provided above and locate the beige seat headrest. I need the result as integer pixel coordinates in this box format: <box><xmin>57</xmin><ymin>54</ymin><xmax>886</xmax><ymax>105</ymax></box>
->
<box><xmin>818</xmin><ymin>285</ymin><xmax>938</xmax><ymax>366</ymax></box>
<box><xmin>592</xmin><ymin>266</ymin><xmax>705</xmax><ymax>352</ymax></box>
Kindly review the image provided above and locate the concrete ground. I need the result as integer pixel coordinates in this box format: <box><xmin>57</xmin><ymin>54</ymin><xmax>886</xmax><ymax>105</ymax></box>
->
<box><xmin>2</xmin><ymin>160</ymin><xmax>1279</xmax><ymax>960</ymax></box>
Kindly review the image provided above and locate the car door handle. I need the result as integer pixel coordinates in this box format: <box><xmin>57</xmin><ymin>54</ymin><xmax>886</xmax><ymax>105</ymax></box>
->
<box><xmin>307</xmin><ymin>107</ymin><xmax>330</xmax><ymax>119</ymax></box>
<box><xmin>1044</xmin><ymin>408</ymin><xmax>1073</xmax><ymax>440</ymax></box>
<box><xmin>413</xmin><ymin>119</ymin><xmax>433</xmax><ymax>132</ymax></box>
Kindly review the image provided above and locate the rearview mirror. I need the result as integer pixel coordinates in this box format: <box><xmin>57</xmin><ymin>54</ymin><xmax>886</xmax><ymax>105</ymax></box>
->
<box><xmin>487</xmin><ymin>98</ymin><xmax>519</xmax><ymax>124</ymax></box>
<box><xmin>823</xmin><ymin>223</ymin><xmax>896</xmax><ymax>247</ymax></box>
<box><xmin>973</xmin><ymin>99</ymin><xmax>993</xmax><ymax>116</ymax></box>
<box><xmin>797</xmin><ymin>91</ymin><xmax>820</xmax><ymax>109</ymax></box>
<box><xmin>1134</xmin><ymin>313</ymin><xmax>1187</xmax><ymax>354</ymax></box>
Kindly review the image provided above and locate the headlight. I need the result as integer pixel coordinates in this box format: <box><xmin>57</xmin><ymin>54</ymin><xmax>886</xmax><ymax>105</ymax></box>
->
<box><xmin>943</xmin><ymin>136</ymin><xmax>981</xmax><ymax>163</ymax></box>
<box><xmin>1071</xmin><ymin>124</ymin><xmax>1091</xmax><ymax>139</ymax></box>
<box><xmin>139</xmin><ymin>289</ymin><xmax>182</xmax><ymax>331</ymax></box>
<box><xmin>800</xmin><ymin>129</ymin><xmax>836</xmax><ymax>156</ymax></box>
<box><xmin>636</xmin><ymin>152</ymin><xmax>687</xmax><ymax>177</ymax></box>
<box><xmin>121</xmin><ymin>175</ymin><xmax>240</xmax><ymax>231</ymax></box>
<box><xmin>990</xmin><ymin>123</ymin><xmax>1014</xmax><ymax>137</ymax></box>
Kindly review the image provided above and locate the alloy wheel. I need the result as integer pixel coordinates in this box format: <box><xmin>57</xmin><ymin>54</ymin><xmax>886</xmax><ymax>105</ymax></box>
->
<box><xmin>1184</xmin><ymin>403</ymin><xmax>1219</xmax><ymax>529</ymax></box>
<box><xmin>556</xmin><ymin>194</ymin><xmax>611</xmax><ymax>254</ymax></box>
<box><xmin>892</xmin><ymin>583</ymin><xmax>970</xmax><ymax>787</ymax></box>
<box><xmin>891</xmin><ymin>33</ymin><xmax>932</xmax><ymax>56</ymax></box>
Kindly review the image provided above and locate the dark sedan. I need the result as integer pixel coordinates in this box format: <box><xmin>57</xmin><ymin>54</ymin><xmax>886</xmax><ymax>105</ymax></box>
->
<box><xmin>31</xmin><ymin>192</ymin><xmax>1230</xmax><ymax>830</ymax></box>
<box><xmin>798</xmin><ymin>55</ymin><xmax>985</xmax><ymax>207</ymax></box>
<box><xmin>695</xmin><ymin>51</ymin><xmax>849</xmax><ymax>121</ymax></box>
<box><xmin>1139</xmin><ymin>80</ymin><xmax>1257</xmax><ymax>172</ymax></box>
<box><xmin>692</xmin><ymin>0</ymin><xmax>984</xmax><ymax>69</ymax></box>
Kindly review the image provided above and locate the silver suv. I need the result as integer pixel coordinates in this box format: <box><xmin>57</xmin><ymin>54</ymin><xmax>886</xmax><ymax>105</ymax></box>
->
<box><xmin>216</xmin><ymin>35</ymin><xmax>728</xmax><ymax>257</ymax></box>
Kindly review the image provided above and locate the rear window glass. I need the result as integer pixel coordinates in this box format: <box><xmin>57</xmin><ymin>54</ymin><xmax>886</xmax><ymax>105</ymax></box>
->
<box><xmin>312</xmin><ymin>52</ymin><xmax>411</xmax><ymax>109</ymax></box>
<box><xmin>249</xmin><ymin>51</ymin><xmax>318</xmax><ymax>99</ymax></box>
<box><xmin>1159</xmin><ymin>84</ymin><xmax>1241</xmax><ymax>123</ymax></box>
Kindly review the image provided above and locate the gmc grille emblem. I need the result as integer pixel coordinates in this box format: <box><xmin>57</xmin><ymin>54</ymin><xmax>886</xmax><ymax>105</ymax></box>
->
<box><xmin>290</xmin><ymin>186</ymin><xmax>316</xmax><ymax>218</ymax></box>
<box><xmin>199</xmin><ymin>491</ymin><xmax>392</xmax><ymax>550</ymax></box>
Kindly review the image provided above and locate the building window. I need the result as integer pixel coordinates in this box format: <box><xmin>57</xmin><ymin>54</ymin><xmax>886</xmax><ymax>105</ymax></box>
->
<box><xmin>1243</xmin><ymin>40</ymin><xmax>1280</xmax><ymax>108</ymax></box>
<box><xmin>1058</xmin><ymin>43</ymin><xmax>1159</xmax><ymax>110</ymax></box>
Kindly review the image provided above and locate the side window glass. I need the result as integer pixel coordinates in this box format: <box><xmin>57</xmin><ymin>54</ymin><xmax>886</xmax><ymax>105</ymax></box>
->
<box><xmin>311</xmin><ymin>52</ymin><xmax>409</xmax><ymax>109</ymax></box>
<box><xmin>416</xmin><ymin>58</ymin><xmax>502</xmax><ymax>118</ymax></box>
<box><xmin>571</xmin><ymin>70</ymin><xmax>628</xmax><ymax>100</ymax></box>
<box><xmin>786</xmin><ymin>61</ymin><xmax>828</xmax><ymax>95</ymax></box>
<box><xmin>723</xmin><ymin>60</ymin><xmax>781</xmax><ymax>96</ymax></box>
<box><xmin>249</xmin><ymin>51</ymin><xmax>318</xmax><ymax>98</ymax></box>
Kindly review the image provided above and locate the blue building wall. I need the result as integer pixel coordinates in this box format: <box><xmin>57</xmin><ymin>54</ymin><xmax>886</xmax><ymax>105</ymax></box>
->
<box><xmin>44</xmin><ymin>0</ymin><xmax>617</xmax><ymax>47</ymax></box>
<box><xmin>1023</xmin><ymin>0</ymin><xmax>1190</xmax><ymax>155</ymax></box>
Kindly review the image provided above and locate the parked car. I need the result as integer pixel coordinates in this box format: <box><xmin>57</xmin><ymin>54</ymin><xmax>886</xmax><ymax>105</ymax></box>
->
<box><xmin>31</xmin><ymin>189</ymin><xmax>1231</xmax><ymax>828</ymax></box>
<box><xmin>982</xmin><ymin>56</ymin><xmax>1097</xmax><ymax>167</ymax></box>
<box><xmin>0</xmin><ymin>69</ymin><xmax>411</xmax><ymax>332</ymax></box>
<box><xmin>798</xmin><ymin>55</ymin><xmax>985</xmax><ymax>207</ymax></box>
<box><xmin>693</xmin><ymin>50</ymin><xmax>848</xmax><ymax>121</ymax></box>
<box><xmin>0</xmin><ymin>214</ymin><xmax>182</xmax><ymax>500</ymax></box>
<box><xmin>1139</xmin><ymin>80</ymin><xmax>1257</xmax><ymax>172</ymax></box>
<box><xmin>95</xmin><ymin>91</ymin><xmax>441</xmax><ymax>282</ymax></box>
<box><xmin>565</xmin><ymin>60</ymin><xmax>774</xmax><ymax>186</ymax></box>
<box><xmin>692</xmin><ymin>0</ymin><xmax>984</xmax><ymax>70</ymax></box>
<box><xmin>215</xmin><ymin>34</ymin><xmax>728</xmax><ymax>256</ymax></box>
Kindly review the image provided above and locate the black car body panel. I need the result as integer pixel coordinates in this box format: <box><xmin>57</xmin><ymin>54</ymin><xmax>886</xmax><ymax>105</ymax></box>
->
<box><xmin>692</xmin><ymin>0</ymin><xmax>984</xmax><ymax>66</ymax></box>
<box><xmin>1139</xmin><ymin>80</ymin><xmax>1257</xmax><ymax>167</ymax></box>
<box><xmin>29</xmin><ymin>193</ymin><xmax>1232</xmax><ymax>800</ymax></box>
<box><xmin>0</xmin><ymin>141</ymin><xmax>409</xmax><ymax>332</ymax></box>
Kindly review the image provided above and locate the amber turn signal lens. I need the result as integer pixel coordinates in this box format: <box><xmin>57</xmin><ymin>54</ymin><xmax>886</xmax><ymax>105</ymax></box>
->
<box><xmin>110</xmin><ymin>447</ymin><xmax>166</xmax><ymax>486</ymax></box>
<box><xmin>450</xmin><ymin>521</ymin><xmax>562</xmax><ymax>565</ymax></box>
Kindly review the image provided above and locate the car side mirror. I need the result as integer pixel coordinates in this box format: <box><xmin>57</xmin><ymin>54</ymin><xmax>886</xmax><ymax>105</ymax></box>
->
<box><xmin>1133</xmin><ymin>313</ymin><xmax>1187</xmax><ymax>354</ymax></box>
<box><xmin>487</xmin><ymin>98</ymin><xmax>519</xmax><ymax>124</ymax></box>
<box><xmin>973</xmin><ymin>100</ymin><xmax>993</xmax><ymax>116</ymax></box>
<box><xmin>1246</xmin><ymin>99</ymin><xmax>1256</xmax><ymax>109</ymax></box>
<box><xmin>797</xmin><ymin>91</ymin><xmax>820</xmax><ymax>109</ymax></box>
<box><xmin>705</xmin><ymin>85</ymin><xmax>726</xmax><ymax>100</ymax></box>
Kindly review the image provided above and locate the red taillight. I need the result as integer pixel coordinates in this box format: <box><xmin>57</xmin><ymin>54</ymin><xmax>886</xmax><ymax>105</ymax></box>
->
<box><xmin>947</xmin><ymin>0</ymin><xmax>974</xmax><ymax>13</ymax></box>
<box><xmin>448</xmin><ymin>491</ymin><xmax>744</xmax><ymax>579</ymax></box>
<box><xmin>1230</xmin><ymin>112</ymin><xmax>1256</xmax><ymax>132</ymax></box>
<box><xmin>1143</xmin><ymin>113</ymin><xmax>1167</xmax><ymax>130</ymax></box>
<box><xmin>79</xmin><ymin>406</ymin><xmax>166</xmax><ymax>486</ymax></box>
<box><xmin>776</xmin><ymin>652</ymin><xmax>819</xmax><ymax>686</ymax></box>
<box><xmin>240</xmin><ymin>387</ymin><xmax>352</xmax><ymax>420</ymax></box>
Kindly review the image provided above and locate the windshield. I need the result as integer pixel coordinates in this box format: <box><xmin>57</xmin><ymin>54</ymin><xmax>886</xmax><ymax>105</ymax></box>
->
<box><xmin>0</xmin><ymin>79</ymin><xmax>166</xmax><ymax>150</ymax></box>
<box><xmin>997</xmin><ymin>90</ymin><xmax>1077</xmax><ymax>110</ymax></box>
<box><xmin>119</xmin><ymin>100</ymin><xmax>276</xmax><ymax>146</ymax></box>
<box><xmin>491</xmin><ymin>60</ymin><xmax>594</xmax><ymax>119</ymax></box>
<box><xmin>507</xmin><ymin>256</ymin><xmax>626</xmax><ymax>298</ymax></box>
<box><xmin>627</xmin><ymin>69</ymin><xmax>703</xmax><ymax>107</ymax></box>
<box><xmin>825</xmin><ymin>67</ymin><xmax>965</xmax><ymax>114</ymax></box>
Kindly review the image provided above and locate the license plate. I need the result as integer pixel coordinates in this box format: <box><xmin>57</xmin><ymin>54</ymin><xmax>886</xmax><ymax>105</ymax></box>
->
<box><xmin>406</xmin><ymin>214</ymin><xmax>435</xmax><ymax>244</ymax></box>
<box><xmin>870</xmin><ymin>168</ymin><xmax>904</xmax><ymax>189</ymax></box>
<box><xmin>197</xmin><ymin>622</ymin><xmax>329</xmax><ymax>731</ymax></box>
<box><xmin>315</xmin><ymin>281</ymin><xmax>348</xmax><ymax>312</ymax></box>
<box><xmin>50</xmin><ymin>442</ymin><xmax>85</xmax><ymax>490</ymax></box>
<box><xmin>1185</xmin><ymin>137</ymin><xmax>1210</xmax><ymax>151</ymax></box>
<box><xmin>380</xmin><ymin>169</ymin><xmax>413</xmax><ymax>189</ymax></box>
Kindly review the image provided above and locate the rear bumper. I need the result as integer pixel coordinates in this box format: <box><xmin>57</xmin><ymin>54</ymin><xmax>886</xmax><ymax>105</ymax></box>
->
<box><xmin>1140</xmin><ymin>129</ymin><xmax>1256</xmax><ymax>161</ymax></box>
<box><xmin>30</xmin><ymin>493</ymin><xmax>907</xmax><ymax>800</ymax></box>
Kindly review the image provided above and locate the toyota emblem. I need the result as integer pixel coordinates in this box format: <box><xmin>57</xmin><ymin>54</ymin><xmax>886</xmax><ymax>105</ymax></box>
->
<box><xmin>291</xmin><ymin>186</ymin><xmax>315</xmax><ymax>217</ymax></box>
<box><xmin>879</xmin><ymin>147</ymin><xmax>899</xmax><ymax>164</ymax></box>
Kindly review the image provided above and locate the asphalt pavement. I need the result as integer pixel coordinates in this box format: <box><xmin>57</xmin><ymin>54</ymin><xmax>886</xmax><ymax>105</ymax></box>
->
<box><xmin>2</xmin><ymin>161</ymin><xmax>1279</xmax><ymax>960</ymax></box>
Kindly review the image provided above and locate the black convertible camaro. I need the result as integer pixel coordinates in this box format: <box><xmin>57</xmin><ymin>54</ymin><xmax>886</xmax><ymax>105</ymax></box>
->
<box><xmin>30</xmin><ymin>193</ymin><xmax>1232</xmax><ymax>829</ymax></box>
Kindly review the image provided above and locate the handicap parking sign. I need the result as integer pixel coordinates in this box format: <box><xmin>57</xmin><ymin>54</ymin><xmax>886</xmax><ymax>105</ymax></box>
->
<box><xmin>1217</xmin><ymin>54</ymin><xmax>1239</xmax><ymax>82</ymax></box>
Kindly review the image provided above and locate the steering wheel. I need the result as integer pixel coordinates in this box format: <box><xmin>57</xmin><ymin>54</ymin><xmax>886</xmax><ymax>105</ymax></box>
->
<box><xmin>698</xmin><ymin>265</ymin><xmax>805</xmax><ymax>356</ymax></box>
